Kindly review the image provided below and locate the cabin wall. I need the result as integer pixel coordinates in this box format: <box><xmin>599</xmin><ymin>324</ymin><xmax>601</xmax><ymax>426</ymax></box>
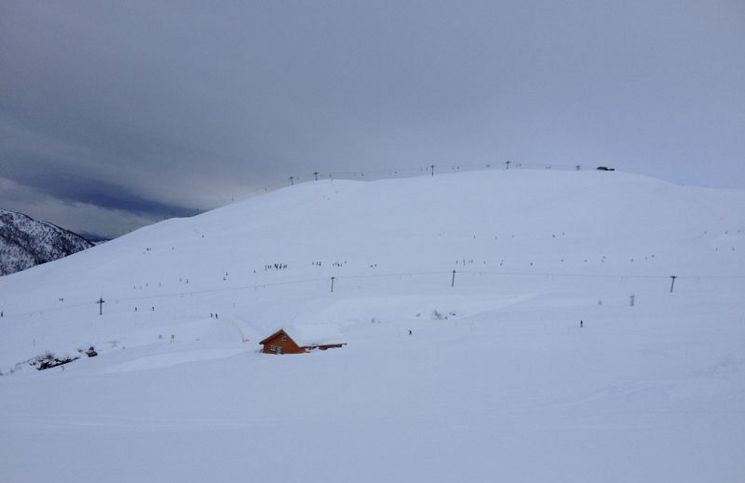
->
<box><xmin>260</xmin><ymin>335</ymin><xmax>305</xmax><ymax>354</ymax></box>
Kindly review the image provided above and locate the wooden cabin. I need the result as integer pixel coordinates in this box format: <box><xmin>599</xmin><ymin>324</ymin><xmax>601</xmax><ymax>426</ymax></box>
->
<box><xmin>259</xmin><ymin>328</ymin><xmax>346</xmax><ymax>355</ymax></box>
<box><xmin>259</xmin><ymin>329</ymin><xmax>306</xmax><ymax>354</ymax></box>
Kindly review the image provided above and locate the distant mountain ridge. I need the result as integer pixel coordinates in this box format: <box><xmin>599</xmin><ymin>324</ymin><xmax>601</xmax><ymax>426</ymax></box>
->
<box><xmin>0</xmin><ymin>209</ymin><xmax>93</xmax><ymax>276</ymax></box>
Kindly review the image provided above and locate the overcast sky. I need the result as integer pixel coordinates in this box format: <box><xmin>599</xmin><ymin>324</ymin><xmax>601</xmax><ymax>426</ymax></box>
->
<box><xmin>1</xmin><ymin>0</ymin><xmax>744</xmax><ymax>239</ymax></box>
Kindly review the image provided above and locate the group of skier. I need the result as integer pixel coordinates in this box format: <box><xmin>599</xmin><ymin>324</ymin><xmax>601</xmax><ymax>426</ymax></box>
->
<box><xmin>264</xmin><ymin>263</ymin><xmax>287</xmax><ymax>271</ymax></box>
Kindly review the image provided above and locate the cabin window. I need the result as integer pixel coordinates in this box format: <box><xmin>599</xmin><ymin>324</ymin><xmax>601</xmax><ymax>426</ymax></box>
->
<box><xmin>281</xmin><ymin>335</ymin><xmax>288</xmax><ymax>342</ymax></box>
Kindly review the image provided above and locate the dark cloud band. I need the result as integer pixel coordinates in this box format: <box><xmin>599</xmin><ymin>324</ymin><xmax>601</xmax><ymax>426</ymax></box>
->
<box><xmin>1</xmin><ymin>167</ymin><xmax>200</xmax><ymax>219</ymax></box>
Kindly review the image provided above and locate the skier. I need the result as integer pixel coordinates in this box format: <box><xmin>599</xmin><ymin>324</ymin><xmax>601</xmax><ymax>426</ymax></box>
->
<box><xmin>408</xmin><ymin>329</ymin><xmax>412</xmax><ymax>335</ymax></box>
<box><xmin>580</xmin><ymin>320</ymin><xmax>584</xmax><ymax>328</ymax></box>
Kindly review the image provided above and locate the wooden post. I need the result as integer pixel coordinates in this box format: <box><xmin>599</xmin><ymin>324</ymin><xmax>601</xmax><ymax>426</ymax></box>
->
<box><xmin>451</xmin><ymin>270</ymin><xmax>456</xmax><ymax>287</ymax></box>
<box><xmin>330</xmin><ymin>276</ymin><xmax>335</xmax><ymax>293</ymax></box>
<box><xmin>96</xmin><ymin>297</ymin><xmax>105</xmax><ymax>316</ymax></box>
<box><xmin>669</xmin><ymin>275</ymin><xmax>677</xmax><ymax>293</ymax></box>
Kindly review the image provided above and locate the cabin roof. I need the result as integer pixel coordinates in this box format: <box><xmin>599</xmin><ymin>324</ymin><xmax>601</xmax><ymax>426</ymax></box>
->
<box><xmin>259</xmin><ymin>325</ymin><xmax>343</xmax><ymax>346</ymax></box>
<box><xmin>258</xmin><ymin>329</ymin><xmax>294</xmax><ymax>345</ymax></box>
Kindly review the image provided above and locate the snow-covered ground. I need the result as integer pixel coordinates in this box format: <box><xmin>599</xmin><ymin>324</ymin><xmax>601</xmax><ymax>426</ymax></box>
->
<box><xmin>1</xmin><ymin>169</ymin><xmax>744</xmax><ymax>482</ymax></box>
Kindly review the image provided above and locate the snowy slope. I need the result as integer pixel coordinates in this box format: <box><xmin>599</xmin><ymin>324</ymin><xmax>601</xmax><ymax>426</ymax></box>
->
<box><xmin>1</xmin><ymin>169</ymin><xmax>744</xmax><ymax>483</ymax></box>
<box><xmin>0</xmin><ymin>209</ymin><xmax>93</xmax><ymax>276</ymax></box>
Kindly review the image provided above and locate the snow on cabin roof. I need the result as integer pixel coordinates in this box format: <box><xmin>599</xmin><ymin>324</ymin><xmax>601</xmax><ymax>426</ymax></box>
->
<box><xmin>283</xmin><ymin>323</ymin><xmax>344</xmax><ymax>346</ymax></box>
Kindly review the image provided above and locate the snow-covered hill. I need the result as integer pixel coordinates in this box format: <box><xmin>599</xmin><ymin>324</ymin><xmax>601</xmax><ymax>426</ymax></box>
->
<box><xmin>0</xmin><ymin>209</ymin><xmax>93</xmax><ymax>276</ymax></box>
<box><xmin>1</xmin><ymin>170</ymin><xmax>744</xmax><ymax>483</ymax></box>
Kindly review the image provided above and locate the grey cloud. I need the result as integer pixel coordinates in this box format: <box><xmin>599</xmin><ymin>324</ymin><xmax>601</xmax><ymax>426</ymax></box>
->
<box><xmin>1</xmin><ymin>168</ymin><xmax>199</xmax><ymax>220</ymax></box>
